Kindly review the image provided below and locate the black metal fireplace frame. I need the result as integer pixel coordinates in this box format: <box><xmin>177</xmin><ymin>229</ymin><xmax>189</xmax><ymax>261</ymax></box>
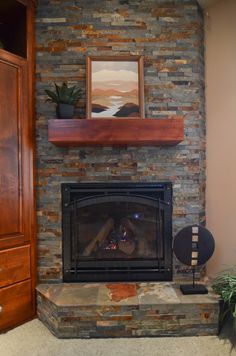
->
<box><xmin>62</xmin><ymin>182</ymin><xmax>173</xmax><ymax>282</ymax></box>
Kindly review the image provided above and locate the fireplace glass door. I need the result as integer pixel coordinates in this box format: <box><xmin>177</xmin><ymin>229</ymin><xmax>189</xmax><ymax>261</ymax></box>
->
<box><xmin>62</xmin><ymin>183</ymin><xmax>172</xmax><ymax>282</ymax></box>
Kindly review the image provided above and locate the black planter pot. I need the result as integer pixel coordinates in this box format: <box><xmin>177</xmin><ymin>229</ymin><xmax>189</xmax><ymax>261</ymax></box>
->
<box><xmin>57</xmin><ymin>103</ymin><xmax>74</xmax><ymax>119</ymax></box>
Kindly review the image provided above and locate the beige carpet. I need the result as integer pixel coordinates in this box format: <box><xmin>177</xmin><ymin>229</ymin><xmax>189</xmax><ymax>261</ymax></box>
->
<box><xmin>0</xmin><ymin>319</ymin><xmax>235</xmax><ymax>356</ymax></box>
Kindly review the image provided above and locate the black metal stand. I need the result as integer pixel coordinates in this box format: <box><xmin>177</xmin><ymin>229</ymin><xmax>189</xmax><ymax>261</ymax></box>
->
<box><xmin>180</xmin><ymin>267</ymin><xmax>208</xmax><ymax>295</ymax></box>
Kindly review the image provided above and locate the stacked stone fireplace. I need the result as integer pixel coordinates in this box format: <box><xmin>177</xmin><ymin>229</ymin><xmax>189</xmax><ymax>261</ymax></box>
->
<box><xmin>36</xmin><ymin>0</ymin><xmax>205</xmax><ymax>283</ymax></box>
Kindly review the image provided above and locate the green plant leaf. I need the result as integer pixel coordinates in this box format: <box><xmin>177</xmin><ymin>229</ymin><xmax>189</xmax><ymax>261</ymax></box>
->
<box><xmin>45</xmin><ymin>89</ymin><xmax>59</xmax><ymax>103</ymax></box>
<box><xmin>55</xmin><ymin>83</ymin><xmax>61</xmax><ymax>101</ymax></box>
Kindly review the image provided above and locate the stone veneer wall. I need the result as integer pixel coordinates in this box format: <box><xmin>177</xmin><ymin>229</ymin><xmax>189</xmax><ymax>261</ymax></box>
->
<box><xmin>36</xmin><ymin>0</ymin><xmax>205</xmax><ymax>282</ymax></box>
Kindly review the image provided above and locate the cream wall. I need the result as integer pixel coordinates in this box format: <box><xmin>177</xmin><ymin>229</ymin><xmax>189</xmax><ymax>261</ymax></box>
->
<box><xmin>205</xmin><ymin>0</ymin><xmax>236</xmax><ymax>275</ymax></box>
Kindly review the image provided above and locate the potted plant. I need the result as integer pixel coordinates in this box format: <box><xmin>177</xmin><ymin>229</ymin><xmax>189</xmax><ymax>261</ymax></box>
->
<box><xmin>45</xmin><ymin>82</ymin><xmax>82</xmax><ymax>119</ymax></box>
<box><xmin>212</xmin><ymin>266</ymin><xmax>236</xmax><ymax>332</ymax></box>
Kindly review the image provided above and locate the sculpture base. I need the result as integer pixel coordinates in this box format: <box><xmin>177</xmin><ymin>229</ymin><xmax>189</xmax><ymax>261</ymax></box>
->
<box><xmin>180</xmin><ymin>284</ymin><xmax>208</xmax><ymax>295</ymax></box>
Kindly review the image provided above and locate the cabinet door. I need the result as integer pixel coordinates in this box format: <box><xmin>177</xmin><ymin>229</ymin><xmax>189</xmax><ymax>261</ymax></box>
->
<box><xmin>0</xmin><ymin>52</ymin><xmax>35</xmax><ymax>331</ymax></box>
<box><xmin>0</xmin><ymin>52</ymin><xmax>33</xmax><ymax>250</ymax></box>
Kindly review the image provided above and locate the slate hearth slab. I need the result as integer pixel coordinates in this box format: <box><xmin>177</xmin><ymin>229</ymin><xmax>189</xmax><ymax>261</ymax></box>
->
<box><xmin>97</xmin><ymin>283</ymin><xmax>139</xmax><ymax>305</ymax></box>
<box><xmin>36</xmin><ymin>282</ymin><xmax>220</xmax><ymax>338</ymax></box>
<box><xmin>137</xmin><ymin>282</ymin><xmax>179</xmax><ymax>304</ymax></box>
<box><xmin>56</xmin><ymin>283</ymin><xmax>100</xmax><ymax>306</ymax></box>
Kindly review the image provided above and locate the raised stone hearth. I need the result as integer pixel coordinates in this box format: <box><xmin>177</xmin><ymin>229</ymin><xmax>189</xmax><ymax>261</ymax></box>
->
<box><xmin>37</xmin><ymin>282</ymin><xmax>219</xmax><ymax>338</ymax></box>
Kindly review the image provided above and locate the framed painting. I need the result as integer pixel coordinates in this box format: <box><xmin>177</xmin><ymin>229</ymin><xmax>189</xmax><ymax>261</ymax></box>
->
<box><xmin>86</xmin><ymin>56</ymin><xmax>144</xmax><ymax>119</ymax></box>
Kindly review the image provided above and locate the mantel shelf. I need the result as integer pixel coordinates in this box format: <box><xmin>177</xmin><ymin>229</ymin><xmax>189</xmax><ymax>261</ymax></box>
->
<box><xmin>48</xmin><ymin>117</ymin><xmax>184</xmax><ymax>147</ymax></box>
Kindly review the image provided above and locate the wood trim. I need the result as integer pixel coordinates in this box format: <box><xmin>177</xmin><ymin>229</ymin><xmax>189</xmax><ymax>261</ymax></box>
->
<box><xmin>139</xmin><ymin>56</ymin><xmax>145</xmax><ymax>119</ymax></box>
<box><xmin>87</xmin><ymin>55</ymin><xmax>145</xmax><ymax>61</ymax></box>
<box><xmin>86</xmin><ymin>56</ymin><xmax>92</xmax><ymax>119</ymax></box>
<box><xmin>0</xmin><ymin>49</ymin><xmax>27</xmax><ymax>64</ymax></box>
<box><xmin>0</xmin><ymin>235</ymin><xmax>29</xmax><ymax>251</ymax></box>
<box><xmin>17</xmin><ymin>0</ymin><xmax>35</xmax><ymax>6</ymax></box>
<box><xmin>48</xmin><ymin>117</ymin><xmax>184</xmax><ymax>146</ymax></box>
<box><xmin>26</xmin><ymin>0</ymin><xmax>37</xmax><ymax>317</ymax></box>
<box><xmin>86</xmin><ymin>55</ymin><xmax>145</xmax><ymax>119</ymax></box>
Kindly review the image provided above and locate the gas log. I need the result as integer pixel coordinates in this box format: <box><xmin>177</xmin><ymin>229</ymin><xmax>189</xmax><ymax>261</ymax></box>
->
<box><xmin>83</xmin><ymin>218</ymin><xmax>114</xmax><ymax>256</ymax></box>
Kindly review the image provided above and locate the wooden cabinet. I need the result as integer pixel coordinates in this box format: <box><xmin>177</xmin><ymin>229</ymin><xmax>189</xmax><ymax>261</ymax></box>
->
<box><xmin>0</xmin><ymin>0</ymin><xmax>35</xmax><ymax>332</ymax></box>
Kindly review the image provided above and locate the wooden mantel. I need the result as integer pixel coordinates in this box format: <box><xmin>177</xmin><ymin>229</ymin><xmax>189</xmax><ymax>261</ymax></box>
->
<box><xmin>48</xmin><ymin>117</ymin><xmax>184</xmax><ymax>146</ymax></box>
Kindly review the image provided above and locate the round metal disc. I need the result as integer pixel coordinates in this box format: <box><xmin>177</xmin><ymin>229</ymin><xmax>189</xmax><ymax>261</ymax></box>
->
<box><xmin>173</xmin><ymin>225</ymin><xmax>215</xmax><ymax>266</ymax></box>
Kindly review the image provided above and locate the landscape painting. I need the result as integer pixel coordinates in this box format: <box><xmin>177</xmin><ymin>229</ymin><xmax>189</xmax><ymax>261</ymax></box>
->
<box><xmin>86</xmin><ymin>56</ymin><xmax>144</xmax><ymax>119</ymax></box>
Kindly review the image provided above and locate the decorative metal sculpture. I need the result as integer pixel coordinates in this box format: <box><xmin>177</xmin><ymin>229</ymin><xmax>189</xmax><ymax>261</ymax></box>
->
<box><xmin>173</xmin><ymin>225</ymin><xmax>215</xmax><ymax>295</ymax></box>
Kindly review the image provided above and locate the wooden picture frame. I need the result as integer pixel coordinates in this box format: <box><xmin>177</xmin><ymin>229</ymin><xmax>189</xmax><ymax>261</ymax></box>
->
<box><xmin>86</xmin><ymin>56</ymin><xmax>145</xmax><ymax>119</ymax></box>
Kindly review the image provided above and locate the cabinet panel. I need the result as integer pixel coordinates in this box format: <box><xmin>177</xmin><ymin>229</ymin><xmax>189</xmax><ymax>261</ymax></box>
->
<box><xmin>0</xmin><ymin>60</ymin><xmax>22</xmax><ymax>237</ymax></box>
<box><xmin>0</xmin><ymin>53</ymin><xmax>30</xmax><ymax>250</ymax></box>
<box><xmin>0</xmin><ymin>280</ymin><xmax>32</xmax><ymax>331</ymax></box>
<box><xmin>0</xmin><ymin>245</ymin><xmax>30</xmax><ymax>288</ymax></box>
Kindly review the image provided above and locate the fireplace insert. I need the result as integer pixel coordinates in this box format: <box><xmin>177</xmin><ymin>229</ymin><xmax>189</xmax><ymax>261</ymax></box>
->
<box><xmin>62</xmin><ymin>182</ymin><xmax>172</xmax><ymax>282</ymax></box>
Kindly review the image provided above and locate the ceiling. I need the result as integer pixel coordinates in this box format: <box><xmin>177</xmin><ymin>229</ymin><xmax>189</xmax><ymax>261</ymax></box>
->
<box><xmin>197</xmin><ymin>0</ymin><xmax>221</xmax><ymax>9</ymax></box>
